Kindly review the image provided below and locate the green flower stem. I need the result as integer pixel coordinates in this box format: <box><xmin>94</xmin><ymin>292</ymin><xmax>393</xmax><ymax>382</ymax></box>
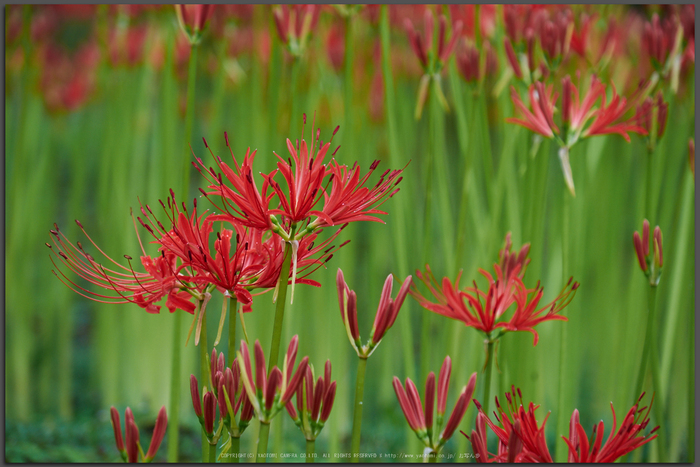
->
<box><xmin>229</xmin><ymin>297</ymin><xmax>238</xmax><ymax>364</ymax></box>
<box><xmin>350</xmin><ymin>357</ymin><xmax>368</xmax><ymax>463</ymax></box>
<box><xmin>688</xmin><ymin>297</ymin><xmax>695</xmax><ymax>463</ymax></box>
<box><xmin>633</xmin><ymin>290</ymin><xmax>654</xmax><ymax>405</ymax></box>
<box><xmin>168</xmin><ymin>39</ymin><xmax>200</xmax><ymax>464</ymax></box>
<box><xmin>481</xmin><ymin>340</ymin><xmax>495</xmax><ymax>417</ymax></box>
<box><xmin>306</xmin><ymin>439</ymin><xmax>315</xmax><ymax>463</ymax></box>
<box><xmin>380</xmin><ymin>4</ymin><xmax>415</xmax><ymax>383</ymax></box>
<box><xmin>268</xmin><ymin>242</ymin><xmax>292</xmax><ymax>373</ymax></box>
<box><xmin>344</xmin><ymin>13</ymin><xmax>354</xmax><ymax>158</ymax></box>
<box><xmin>228</xmin><ymin>436</ymin><xmax>240</xmax><ymax>463</ymax></box>
<box><xmin>645</xmin><ymin>145</ymin><xmax>654</xmax><ymax>224</ymax></box>
<box><xmin>647</xmin><ymin>287</ymin><xmax>667</xmax><ymax>461</ymax></box>
<box><xmin>428</xmin><ymin>450</ymin><xmax>438</xmax><ymax>463</ymax></box>
<box><xmin>554</xmin><ymin>187</ymin><xmax>572</xmax><ymax>463</ymax></box>
<box><xmin>256</xmin><ymin>422</ymin><xmax>272</xmax><ymax>463</ymax></box>
<box><xmin>208</xmin><ymin>442</ymin><xmax>217</xmax><ymax>463</ymax></box>
<box><xmin>200</xmin><ymin>310</ymin><xmax>209</xmax><ymax>463</ymax></box>
<box><xmin>183</xmin><ymin>43</ymin><xmax>199</xmax><ymax>200</ymax></box>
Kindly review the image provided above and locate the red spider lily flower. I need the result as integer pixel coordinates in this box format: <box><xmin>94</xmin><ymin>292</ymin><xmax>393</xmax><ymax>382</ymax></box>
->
<box><xmin>643</xmin><ymin>13</ymin><xmax>678</xmax><ymax>70</ymax></box>
<box><xmin>633</xmin><ymin>220</ymin><xmax>663</xmax><ymax>286</ymax></box>
<box><xmin>507</xmin><ymin>82</ymin><xmax>559</xmax><ymax>138</ymax></box>
<box><xmin>498</xmin><ymin>232</ymin><xmax>530</xmax><ymax>281</ymax></box>
<box><xmin>237</xmin><ymin>336</ymin><xmax>309</xmax><ymax>424</ymax></box>
<box><xmin>562</xmin><ymin>393</ymin><xmax>659</xmax><ymax>463</ymax></box>
<box><xmin>504</xmin><ymin>37</ymin><xmax>524</xmax><ymax>80</ymax></box>
<box><xmin>46</xmin><ymin>221</ymin><xmax>198</xmax><ymax>316</ymax></box>
<box><xmin>538</xmin><ymin>9</ymin><xmax>573</xmax><ymax>66</ymax></box>
<box><xmin>583</xmin><ymin>85</ymin><xmax>648</xmax><ymax>142</ymax></box>
<box><xmin>570</xmin><ymin>13</ymin><xmax>596</xmax><ymax>58</ymax></box>
<box><xmin>196</xmin><ymin>133</ymin><xmax>274</xmax><ymax>231</ymax></box>
<box><xmin>336</xmin><ymin>268</ymin><xmax>412</xmax><ymax>358</ymax></box>
<box><xmin>175</xmin><ymin>4</ymin><xmax>214</xmax><ymax>45</ymax></box>
<box><xmin>273</xmin><ymin>4</ymin><xmax>320</xmax><ymax>57</ymax></box>
<box><xmin>410</xmin><ymin>254</ymin><xmax>577</xmax><ymax>344</ymax></box>
<box><xmin>394</xmin><ymin>360</ymin><xmax>477</xmax><ymax>456</ymax></box>
<box><xmin>110</xmin><ymin>406</ymin><xmax>168</xmax><ymax>463</ymax></box>
<box><xmin>287</xmin><ymin>360</ymin><xmax>337</xmax><ymax>441</ymax></box>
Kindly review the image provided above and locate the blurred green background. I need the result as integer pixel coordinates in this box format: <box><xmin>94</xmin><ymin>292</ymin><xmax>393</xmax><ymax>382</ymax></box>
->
<box><xmin>5</xmin><ymin>4</ymin><xmax>695</xmax><ymax>463</ymax></box>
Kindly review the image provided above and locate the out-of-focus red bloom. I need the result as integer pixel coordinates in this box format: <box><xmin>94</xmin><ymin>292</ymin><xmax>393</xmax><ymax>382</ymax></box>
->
<box><xmin>393</xmin><ymin>358</ymin><xmax>477</xmax><ymax>457</ymax></box>
<box><xmin>411</xmin><ymin>235</ymin><xmax>577</xmax><ymax>345</ymax></box>
<box><xmin>448</xmin><ymin>5</ymin><xmax>496</xmax><ymax>40</ymax></box>
<box><xmin>108</xmin><ymin>24</ymin><xmax>149</xmax><ymax>67</ymax></box>
<box><xmin>286</xmin><ymin>360</ymin><xmax>337</xmax><ymax>440</ymax></box>
<box><xmin>570</xmin><ymin>13</ymin><xmax>596</xmax><ymax>58</ymax></box>
<box><xmin>634</xmin><ymin>91</ymin><xmax>669</xmax><ymax>141</ymax></box>
<box><xmin>37</xmin><ymin>42</ymin><xmax>100</xmax><ymax>113</ymax></box>
<box><xmin>110</xmin><ymin>406</ymin><xmax>168</xmax><ymax>463</ymax></box>
<box><xmin>583</xmin><ymin>84</ymin><xmax>647</xmax><ymax>142</ymax></box>
<box><xmin>562</xmin><ymin>394</ymin><xmax>659</xmax><ymax>463</ymax></box>
<box><xmin>538</xmin><ymin>9</ymin><xmax>573</xmax><ymax>65</ymax></box>
<box><xmin>273</xmin><ymin>4</ymin><xmax>320</xmax><ymax>57</ymax></box>
<box><xmin>175</xmin><ymin>4</ymin><xmax>214</xmax><ymax>44</ymax></box>
<box><xmin>404</xmin><ymin>7</ymin><xmax>462</xmax><ymax>72</ymax></box>
<box><xmin>337</xmin><ymin>268</ymin><xmax>412</xmax><ymax>358</ymax></box>
<box><xmin>326</xmin><ymin>25</ymin><xmax>345</xmax><ymax>72</ymax></box>
<box><xmin>456</xmin><ymin>39</ymin><xmax>498</xmax><ymax>83</ymax></box>
<box><xmin>237</xmin><ymin>336</ymin><xmax>309</xmax><ymax>424</ymax></box>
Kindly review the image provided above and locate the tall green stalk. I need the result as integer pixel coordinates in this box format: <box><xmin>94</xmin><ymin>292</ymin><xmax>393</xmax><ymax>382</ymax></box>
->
<box><xmin>481</xmin><ymin>340</ymin><xmax>495</xmax><ymax>416</ymax></box>
<box><xmin>380</xmin><ymin>4</ymin><xmax>415</xmax><ymax>382</ymax></box>
<box><xmin>229</xmin><ymin>297</ymin><xmax>238</xmax><ymax>364</ymax></box>
<box><xmin>554</xmin><ymin>184</ymin><xmax>572</xmax><ymax>463</ymax></box>
<box><xmin>229</xmin><ymin>436</ymin><xmax>240</xmax><ymax>463</ymax></box>
<box><xmin>209</xmin><ymin>442</ymin><xmax>217</xmax><ymax>463</ymax></box>
<box><xmin>350</xmin><ymin>357</ymin><xmax>368</xmax><ymax>462</ymax></box>
<box><xmin>200</xmin><ymin>311</ymin><xmax>209</xmax><ymax>463</ymax></box>
<box><xmin>168</xmin><ymin>39</ymin><xmax>200</xmax><ymax>464</ymax></box>
<box><xmin>256</xmin><ymin>422</ymin><xmax>272</xmax><ymax>463</ymax></box>
<box><xmin>268</xmin><ymin>242</ymin><xmax>292</xmax><ymax>372</ymax></box>
<box><xmin>306</xmin><ymin>439</ymin><xmax>316</xmax><ymax>463</ymax></box>
<box><xmin>646</xmin><ymin>287</ymin><xmax>667</xmax><ymax>461</ymax></box>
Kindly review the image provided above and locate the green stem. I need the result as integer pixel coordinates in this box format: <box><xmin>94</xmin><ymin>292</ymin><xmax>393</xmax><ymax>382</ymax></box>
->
<box><xmin>350</xmin><ymin>357</ymin><xmax>368</xmax><ymax>462</ymax></box>
<box><xmin>344</xmin><ymin>14</ymin><xmax>354</xmax><ymax>157</ymax></box>
<box><xmin>289</xmin><ymin>58</ymin><xmax>301</xmax><ymax>137</ymax></box>
<box><xmin>228</xmin><ymin>436</ymin><xmax>240</xmax><ymax>463</ymax></box>
<box><xmin>647</xmin><ymin>287</ymin><xmax>667</xmax><ymax>461</ymax></box>
<box><xmin>688</xmin><ymin>296</ymin><xmax>695</xmax><ymax>463</ymax></box>
<box><xmin>229</xmin><ymin>297</ymin><xmax>238</xmax><ymax>365</ymax></box>
<box><xmin>380</xmin><ymin>4</ymin><xmax>415</xmax><ymax>383</ymax></box>
<box><xmin>200</xmin><ymin>311</ymin><xmax>209</xmax><ymax>463</ymax></box>
<box><xmin>256</xmin><ymin>422</ymin><xmax>272</xmax><ymax>463</ymax></box>
<box><xmin>167</xmin><ymin>312</ymin><xmax>183</xmax><ymax>462</ymax></box>
<box><xmin>209</xmin><ymin>442</ymin><xmax>217</xmax><ymax>463</ymax></box>
<box><xmin>633</xmin><ymin>288</ymin><xmax>655</xmax><ymax>405</ymax></box>
<box><xmin>306</xmin><ymin>439</ymin><xmax>316</xmax><ymax>463</ymax></box>
<box><xmin>428</xmin><ymin>450</ymin><xmax>438</xmax><ymax>463</ymax></box>
<box><xmin>482</xmin><ymin>340</ymin><xmax>495</xmax><ymax>416</ymax></box>
<box><xmin>183</xmin><ymin>43</ymin><xmax>199</xmax><ymax>200</ymax></box>
<box><xmin>645</xmin><ymin>145</ymin><xmax>654</xmax><ymax>224</ymax></box>
<box><xmin>268</xmin><ymin>242</ymin><xmax>292</xmax><ymax>373</ymax></box>
<box><xmin>555</xmin><ymin>188</ymin><xmax>571</xmax><ymax>463</ymax></box>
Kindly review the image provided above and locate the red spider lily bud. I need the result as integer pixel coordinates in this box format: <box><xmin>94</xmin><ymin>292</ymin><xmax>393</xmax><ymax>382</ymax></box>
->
<box><xmin>642</xmin><ymin>220</ymin><xmax>650</xmax><ymax>257</ymax></box>
<box><xmin>217</xmin><ymin>373</ymin><xmax>228</xmax><ymax>418</ymax></box>
<box><xmin>689</xmin><ymin>139</ymin><xmax>695</xmax><ymax>179</ymax></box>
<box><xmin>266</xmin><ymin>368</ymin><xmax>282</xmax><ymax>411</ymax></box>
<box><xmin>320</xmin><ymin>381</ymin><xmax>337</xmax><ymax>423</ymax></box>
<box><xmin>190</xmin><ymin>374</ymin><xmax>202</xmax><ymax>417</ymax></box>
<box><xmin>311</xmin><ymin>377</ymin><xmax>325</xmax><ymax>421</ymax></box>
<box><xmin>424</xmin><ymin>9</ymin><xmax>434</xmax><ymax>54</ymax></box>
<box><xmin>254</xmin><ymin>341</ymin><xmax>267</xmax><ymax>395</ymax></box>
<box><xmin>405</xmin><ymin>379</ymin><xmax>426</xmax><ymax>429</ymax></box>
<box><xmin>504</xmin><ymin>38</ymin><xmax>523</xmax><ymax>79</ymax></box>
<box><xmin>203</xmin><ymin>391</ymin><xmax>216</xmax><ymax>434</ymax></box>
<box><xmin>438</xmin><ymin>15</ymin><xmax>446</xmax><ymax>62</ymax></box>
<box><xmin>643</xmin><ymin>14</ymin><xmax>667</xmax><ymax>67</ymax></box>
<box><xmin>282</xmin><ymin>356</ymin><xmax>309</xmax><ymax>404</ymax></box>
<box><xmin>126</xmin><ymin>419</ymin><xmax>139</xmax><ymax>463</ymax></box>
<box><xmin>286</xmin><ymin>400</ymin><xmax>298</xmax><ymax>421</ymax></box>
<box><xmin>337</xmin><ymin>269</ymin><xmax>360</xmax><ymax>345</ymax></box>
<box><xmin>633</xmin><ymin>232</ymin><xmax>647</xmax><ymax>273</ymax></box>
<box><xmin>424</xmin><ymin>372</ymin><xmax>436</xmax><ymax>430</ymax></box>
<box><xmin>437</xmin><ymin>356</ymin><xmax>451</xmax><ymax>415</ymax></box>
<box><xmin>372</xmin><ymin>274</ymin><xmax>412</xmax><ymax>345</ymax></box>
<box><xmin>286</xmin><ymin>335</ymin><xmax>299</xmax><ymax>376</ymax></box>
<box><xmin>241</xmin><ymin>396</ymin><xmax>254</xmax><ymax>423</ymax></box>
<box><xmin>526</xmin><ymin>28</ymin><xmax>536</xmax><ymax>72</ymax></box>
<box><xmin>393</xmin><ymin>377</ymin><xmax>423</xmax><ymax>432</ymax></box>
<box><xmin>145</xmin><ymin>406</ymin><xmax>167</xmax><ymax>461</ymax></box>
<box><xmin>175</xmin><ymin>5</ymin><xmax>214</xmax><ymax>44</ymax></box>
<box><xmin>562</xmin><ymin>75</ymin><xmax>572</xmax><ymax>126</ymax></box>
<box><xmin>440</xmin><ymin>372</ymin><xmax>477</xmax><ymax>442</ymax></box>
<box><xmin>109</xmin><ymin>407</ymin><xmax>125</xmax><ymax>455</ymax></box>
<box><xmin>653</xmin><ymin>226</ymin><xmax>663</xmax><ymax>268</ymax></box>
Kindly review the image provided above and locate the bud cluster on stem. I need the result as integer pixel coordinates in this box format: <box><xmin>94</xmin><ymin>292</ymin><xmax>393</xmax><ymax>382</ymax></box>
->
<box><xmin>110</xmin><ymin>406</ymin><xmax>167</xmax><ymax>463</ymax></box>
<box><xmin>633</xmin><ymin>219</ymin><xmax>664</xmax><ymax>286</ymax></box>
